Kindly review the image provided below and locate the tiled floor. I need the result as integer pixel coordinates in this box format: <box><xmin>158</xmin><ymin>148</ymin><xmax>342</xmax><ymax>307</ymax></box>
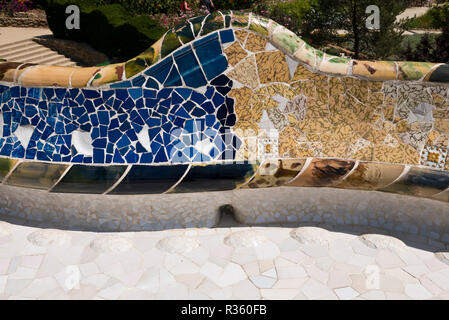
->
<box><xmin>0</xmin><ymin>220</ymin><xmax>448</xmax><ymax>300</ymax></box>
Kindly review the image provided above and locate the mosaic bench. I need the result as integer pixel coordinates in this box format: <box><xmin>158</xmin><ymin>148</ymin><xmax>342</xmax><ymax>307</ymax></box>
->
<box><xmin>0</xmin><ymin>11</ymin><xmax>448</xmax><ymax>232</ymax></box>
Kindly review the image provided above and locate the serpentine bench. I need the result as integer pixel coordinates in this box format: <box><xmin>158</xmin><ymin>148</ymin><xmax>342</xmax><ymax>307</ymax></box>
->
<box><xmin>0</xmin><ymin>11</ymin><xmax>448</xmax><ymax>233</ymax></box>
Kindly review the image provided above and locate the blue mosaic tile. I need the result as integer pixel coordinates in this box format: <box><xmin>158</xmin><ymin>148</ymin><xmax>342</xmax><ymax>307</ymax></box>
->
<box><xmin>173</xmin><ymin>45</ymin><xmax>207</xmax><ymax>88</ymax></box>
<box><xmin>0</xmin><ymin>33</ymin><xmax>240</xmax><ymax>166</ymax></box>
<box><xmin>193</xmin><ymin>33</ymin><xmax>228</xmax><ymax>81</ymax></box>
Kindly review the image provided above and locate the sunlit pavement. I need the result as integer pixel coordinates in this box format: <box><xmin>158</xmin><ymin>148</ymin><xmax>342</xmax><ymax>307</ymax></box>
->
<box><xmin>1</xmin><ymin>219</ymin><xmax>448</xmax><ymax>300</ymax></box>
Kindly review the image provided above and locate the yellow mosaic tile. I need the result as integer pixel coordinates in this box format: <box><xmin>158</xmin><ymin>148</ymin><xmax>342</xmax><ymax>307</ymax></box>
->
<box><xmin>256</xmin><ymin>51</ymin><xmax>290</xmax><ymax>84</ymax></box>
<box><xmin>401</xmin><ymin>144</ymin><xmax>421</xmax><ymax>165</ymax></box>
<box><xmin>382</xmin><ymin>121</ymin><xmax>395</xmax><ymax>133</ymax></box>
<box><xmin>352</xmin><ymin>60</ymin><xmax>397</xmax><ymax>80</ymax></box>
<box><xmin>297</xmin><ymin>118</ymin><xmax>333</xmax><ymax>134</ymax></box>
<box><xmin>224</xmin><ymin>41</ymin><xmax>248</xmax><ymax>66</ymax></box>
<box><xmin>383</xmin><ymin>105</ymin><xmax>395</xmax><ymax>122</ymax></box>
<box><xmin>226</xmin><ymin>55</ymin><xmax>259</xmax><ymax>88</ymax></box>
<box><xmin>352</xmin><ymin>146</ymin><xmax>374</xmax><ymax>161</ymax></box>
<box><xmin>368</xmin><ymin>81</ymin><xmax>384</xmax><ymax>92</ymax></box>
<box><xmin>426</xmin><ymin>130</ymin><xmax>440</xmax><ymax>145</ymax></box>
<box><xmin>321</xmin><ymin>140</ymin><xmax>349</xmax><ymax>158</ymax></box>
<box><xmin>329</xmin><ymin>78</ymin><xmax>345</xmax><ymax>96</ymax></box>
<box><xmin>279</xmin><ymin>127</ymin><xmax>304</xmax><ymax>158</ymax></box>
<box><xmin>396</xmin><ymin>120</ymin><xmax>408</xmax><ymax>133</ymax></box>
<box><xmin>369</xmin><ymin>92</ymin><xmax>384</xmax><ymax>108</ymax></box>
<box><xmin>296</xmin><ymin>143</ymin><xmax>318</xmax><ymax>157</ymax></box>
<box><xmin>373</xmin><ymin>144</ymin><xmax>404</xmax><ymax>164</ymax></box>
<box><xmin>434</xmin><ymin>134</ymin><xmax>449</xmax><ymax>149</ymax></box>
<box><xmin>301</xmin><ymin>81</ymin><xmax>317</xmax><ymax>98</ymax></box>
<box><xmin>333</xmin><ymin>125</ymin><xmax>357</xmax><ymax>142</ymax></box>
<box><xmin>291</xmin><ymin>64</ymin><xmax>313</xmax><ymax>81</ymax></box>
<box><xmin>89</xmin><ymin>64</ymin><xmax>123</xmax><ymax>87</ymax></box>
<box><xmin>245</xmin><ymin>33</ymin><xmax>268</xmax><ymax>52</ymax></box>
<box><xmin>305</xmin><ymin>98</ymin><xmax>329</xmax><ymax>119</ymax></box>
<box><xmin>234</xmin><ymin>30</ymin><xmax>248</xmax><ymax>44</ymax></box>
<box><xmin>434</xmin><ymin>119</ymin><xmax>449</xmax><ymax>133</ymax></box>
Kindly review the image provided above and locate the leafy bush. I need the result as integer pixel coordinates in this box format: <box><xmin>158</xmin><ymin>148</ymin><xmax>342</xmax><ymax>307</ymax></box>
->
<box><xmin>0</xmin><ymin>0</ymin><xmax>33</xmax><ymax>14</ymax></box>
<box><xmin>97</xmin><ymin>0</ymin><xmax>180</xmax><ymax>15</ymax></box>
<box><xmin>41</xmin><ymin>0</ymin><xmax>166</xmax><ymax>61</ymax></box>
<box><xmin>405</xmin><ymin>4</ymin><xmax>449</xmax><ymax>29</ymax></box>
<box><xmin>400</xmin><ymin>27</ymin><xmax>449</xmax><ymax>63</ymax></box>
<box><xmin>213</xmin><ymin>0</ymin><xmax>254</xmax><ymax>10</ymax></box>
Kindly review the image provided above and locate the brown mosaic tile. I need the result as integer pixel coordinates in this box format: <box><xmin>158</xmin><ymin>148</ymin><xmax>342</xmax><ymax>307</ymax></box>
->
<box><xmin>224</xmin><ymin>41</ymin><xmax>248</xmax><ymax>66</ymax></box>
<box><xmin>256</xmin><ymin>51</ymin><xmax>290</xmax><ymax>84</ymax></box>
<box><xmin>352</xmin><ymin>145</ymin><xmax>374</xmax><ymax>161</ymax></box>
<box><xmin>292</xmin><ymin>64</ymin><xmax>314</xmax><ymax>80</ymax></box>
<box><xmin>234</xmin><ymin>30</ymin><xmax>248</xmax><ymax>44</ymax></box>
<box><xmin>279</xmin><ymin>127</ymin><xmax>305</xmax><ymax>158</ymax></box>
<box><xmin>243</xmin><ymin>159</ymin><xmax>306</xmax><ymax>189</ymax></box>
<box><xmin>426</xmin><ymin>130</ymin><xmax>440</xmax><ymax>145</ymax></box>
<box><xmin>305</xmin><ymin>98</ymin><xmax>329</xmax><ymax>119</ymax></box>
<box><xmin>336</xmin><ymin>162</ymin><xmax>405</xmax><ymax>191</ymax></box>
<box><xmin>286</xmin><ymin>158</ymin><xmax>356</xmax><ymax>187</ymax></box>
<box><xmin>227</xmin><ymin>55</ymin><xmax>259</xmax><ymax>88</ymax></box>
<box><xmin>321</xmin><ymin>140</ymin><xmax>350</xmax><ymax>158</ymax></box>
<box><xmin>245</xmin><ymin>33</ymin><xmax>268</xmax><ymax>52</ymax></box>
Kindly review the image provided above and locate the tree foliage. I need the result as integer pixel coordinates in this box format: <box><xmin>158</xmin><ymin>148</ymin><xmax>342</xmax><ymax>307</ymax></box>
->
<box><xmin>300</xmin><ymin>0</ymin><xmax>408</xmax><ymax>59</ymax></box>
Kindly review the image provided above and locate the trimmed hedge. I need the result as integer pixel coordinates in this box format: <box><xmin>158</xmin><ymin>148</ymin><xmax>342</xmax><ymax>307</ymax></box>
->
<box><xmin>41</xmin><ymin>0</ymin><xmax>166</xmax><ymax>61</ymax></box>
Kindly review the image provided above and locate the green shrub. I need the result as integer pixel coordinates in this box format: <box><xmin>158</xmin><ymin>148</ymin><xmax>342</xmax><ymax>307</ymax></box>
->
<box><xmin>97</xmin><ymin>0</ymin><xmax>180</xmax><ymax>15</ymax></box>
<box><xmin>405</xmin><ymin>4</ymin><xmax>449</xmax><ymax>29</ymax></box>
<box><xmin>41</xmin><ymin>0</ymin><xmax>166</xmax><ymax>61</ymax></box>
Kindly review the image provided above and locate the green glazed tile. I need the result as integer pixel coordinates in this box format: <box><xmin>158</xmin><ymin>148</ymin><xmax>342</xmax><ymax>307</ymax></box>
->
<box><xmin>249</xmin><ymin>16</ymin><xmax>269</xmax><ymax>36</ymax></box>
<box><xmin>380</xmin><ymin>167</ymin><xmax>449</xmax><ymax>198</ymax></box>
<box><xmin>161</xmin><ymin>30</ymin><xmax>182</xmax><ymax>58</ymax></box>
<box><xmin>272</xmin><ymin>29</ymin><xmax>303</xmax><ymax>55</ymax></box>
<box><xmin>0</xmin><ymin>158</ymin><xmax>17</xmax><ymax>182</ymax></box>
<box><xmin>5</xmin><ymin>162</ymin><xmax>68</xmax><ymax>190</ymax></box>
<box><xmin>328</xmin><ymin>56</ymin><xmax>350</xmax><ymax>64</ymax></box>
<box><xmin>200</xmin><ymin>12</ymin><xmax>224</xmax><ymax>37</ymax></box>
<box><xmin>125</xmin><ymin>47</ymin><xmax>157</xmax><ymax>78</ymax></box>
<box><xmin>174</xmin><ymin>23</ymin><xmax>195</xmax><ymax>44</ymax></box>
<box><xmin>51</xmin><ymin>165</ymin><xmax>127</xmax><ymax>194</ymax></box>
<box><xmin>189</xmin><ymin>16</ymin><xmax>205</xmax><ymax>37</ymax></box>
<box><xmin>231</xmin><ymin>12</ymin><xmax>249</xmax><ymax>28</ymax></box>
<box><xmin>397</xmin><ymin>61</ymin><xmax>434</xmax><ymax>80</ymax></box>
<box><xmin>171</xmin><ymin>163</ymin><xmax>257</xmax><ymax>193</ymax></box>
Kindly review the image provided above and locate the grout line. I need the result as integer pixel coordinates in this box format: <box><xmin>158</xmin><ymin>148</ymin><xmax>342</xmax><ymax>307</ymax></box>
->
<box><xmin>339</xmin><ymin>160</ymin><xmax>360</xmax><ymax>182</ymax></box>
<box><xmin>163</xmin><ymin>163</ymin><xmax>192</xmax><ymax>194</ymax></box>
<box><xmin>1</xmin><ymin>159</ymin><xmax>22</xmax><ymax>185</ymax></box>
<box><xmin>103</xmin><ymin>164</ymin><xmax>132</xmax><ymax>195</ymax></box>
<box><xmin>285</xmin><ymin>157</ymin><xmax>313</xmax><ymax>185</ymax></box>
<box><xmin>48</xmin><ymin>164</ymin><xmax>73</xmax><ymax>192</ymax></box>
<box><xmin>13</xmin><ymin>63</ymin><xmax>26</xmax><ymax>83</ymax></box>
<box><xmin>381</xmin><ymin>165</ymin><xmax>411</xmax><ymax>189</ymax></box>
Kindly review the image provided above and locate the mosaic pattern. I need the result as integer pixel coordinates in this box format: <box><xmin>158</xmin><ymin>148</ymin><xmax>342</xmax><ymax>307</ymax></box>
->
<box><xmin>0</xmin><ymin>11</ymin><xmax>448</xmax><ymax>201</ymax></box>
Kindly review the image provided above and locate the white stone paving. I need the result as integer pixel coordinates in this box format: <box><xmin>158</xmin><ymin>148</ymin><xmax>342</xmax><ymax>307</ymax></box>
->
<box><xmin>0</xmin><ymin>221</ymin><xmax>448</xmax><ymax>300</ymax></box>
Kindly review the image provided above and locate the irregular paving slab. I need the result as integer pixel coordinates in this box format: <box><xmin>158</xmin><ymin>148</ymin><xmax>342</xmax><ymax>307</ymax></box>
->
<box><xmin>0</xmin><ymin>222</ymin><xmax>448</xmax><ymax>300</ymax></box>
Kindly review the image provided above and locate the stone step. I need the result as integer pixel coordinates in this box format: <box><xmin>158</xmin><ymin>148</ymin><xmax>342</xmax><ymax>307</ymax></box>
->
<box><xmin>0</xmin><ymin>38</ymin><xmax>80</xmax><ymax>67</ymax></box>
<box><xmin>1</xmin><ymin>46</ymin><xmax>55</xmax><ymax>62</ymax></box>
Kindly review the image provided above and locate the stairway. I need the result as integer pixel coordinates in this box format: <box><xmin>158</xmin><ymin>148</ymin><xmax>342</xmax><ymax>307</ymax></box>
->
<box><xmin>0</xmin><ymin>38</ymin><xmax>78</xmax><ymax>67</ymax></box>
